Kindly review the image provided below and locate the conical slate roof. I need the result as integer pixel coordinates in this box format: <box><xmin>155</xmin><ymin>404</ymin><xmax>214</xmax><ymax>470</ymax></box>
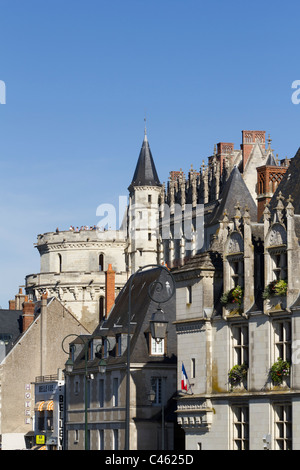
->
<box><xmin>267</xmin><ymin>147</ymin><xmax>300</xmax><ymax>215</ymax></box>
<box><xmin>207</xmin><ymin>166</ymin><xmax>257</xmax><ymax>226</ymax></box>
<box><xmin>265</xmin><ymin>153</ymin><xmax>277</xmax><ymax>166</ymax></box>
<box><xmin>128</xmin><ymin>133</ymin><xmax>161</xmax><ymax>192</ymax></box>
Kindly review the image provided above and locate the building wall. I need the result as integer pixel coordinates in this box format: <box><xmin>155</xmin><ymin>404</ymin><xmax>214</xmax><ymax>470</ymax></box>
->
<box><xmin>0</xmin><ymin>298</ymin><xmax>87</xmax><ymax>450</ymax></box>
<box><xmin>66</xmin><ymin>364</ymin><xmax>177</xmax><ymax>450</ymax></box>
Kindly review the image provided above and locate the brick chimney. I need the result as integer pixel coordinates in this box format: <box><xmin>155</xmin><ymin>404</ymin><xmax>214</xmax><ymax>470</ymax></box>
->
<box><xmin>22</xmin><ymin>300</ymin><xmax>35</xmax><ymax>332</ymax></box>
<box><xmin>9</xmin><ymin>300</ymin><xmax>16</xmax><ymax>310</ymax></box>
<box><xmin>105</xmin><ymin>264</ymin><xmax>115</xmax><ymax>317</ymax></box>
<box><xmin>216</xmin><ymin>142</ymin><xmax>234</xmax><ymax>173</ymax></box>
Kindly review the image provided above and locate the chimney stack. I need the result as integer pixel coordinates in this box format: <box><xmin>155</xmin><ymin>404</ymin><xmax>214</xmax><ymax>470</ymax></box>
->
<box><xmin>22</xmin><ymin>300</ymin><xmax>35</xmax><ymax>332</ymax></box>
<box><xmin>9</xmin><ymin>300</ymin><xmax>16</xmax><ymax>310</ymax></box>
<box><xmin>105</xmin><ymin>264</ymin><xmax>115</xmax><ymax>317</ymax></box>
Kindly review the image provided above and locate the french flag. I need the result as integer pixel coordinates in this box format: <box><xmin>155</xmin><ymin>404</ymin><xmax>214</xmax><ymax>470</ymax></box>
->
<box><xmin>181</xmin><ymin>363</ymin><xmax>188</xmax><ymax>391</ymax></box>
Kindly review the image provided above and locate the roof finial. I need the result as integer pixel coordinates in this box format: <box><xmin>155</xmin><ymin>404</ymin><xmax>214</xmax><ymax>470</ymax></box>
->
<box><xmin>144</xmin><ymin>114</ymin><xmax>148</xmax><ymax>142</ymax></box>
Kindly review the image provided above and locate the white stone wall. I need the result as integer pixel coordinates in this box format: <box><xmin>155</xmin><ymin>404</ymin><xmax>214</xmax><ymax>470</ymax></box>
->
<box><xmin>127</xmin><ymin>186</ymin><xmax>161</xmax><ymax>272</ymax></box>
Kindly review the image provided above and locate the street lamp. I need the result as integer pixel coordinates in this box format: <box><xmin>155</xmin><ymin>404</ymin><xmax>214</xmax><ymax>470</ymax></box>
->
<box><xmin>125</xmin><ymin>264</ymin><xmax>175</xmax><ymax>450</ymax></box>
<box><xmin>62</xmin><ymin>334</ymin><xmax>109</xmax><ymax>450</ymax></box>
<box><xmin>149</xmin><ymin>306</ymin><xmax>168</xmax><ymax>343</ymax></box>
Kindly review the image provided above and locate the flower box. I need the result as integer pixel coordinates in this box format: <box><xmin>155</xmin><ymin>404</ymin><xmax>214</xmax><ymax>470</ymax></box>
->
<box><xmin>270</xmin><ymin>358</ymin><xmax>290</xmax><ymax>386</ymax></box>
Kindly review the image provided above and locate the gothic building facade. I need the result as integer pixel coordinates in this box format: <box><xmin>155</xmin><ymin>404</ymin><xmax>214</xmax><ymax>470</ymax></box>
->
<box><xmin>174</xmin><ymin>147</ymin><xmax>300</xmax><ymax>450</ymax></box>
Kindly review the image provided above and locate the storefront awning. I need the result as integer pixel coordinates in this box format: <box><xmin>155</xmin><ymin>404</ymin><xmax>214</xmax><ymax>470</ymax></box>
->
<box><xmin>35</xmin><ymin>401</ymin><xmax>45</xmax><ymax>411</ymax></box>
<box><xmin>34</xmin><ymin>400</ymin><xmax>53</xmax><ymax>411</ymax></box>
<box><xmin>44</xmin><ymin>400</ymin><xmax>54</xmax><ymax>411</ymax></box>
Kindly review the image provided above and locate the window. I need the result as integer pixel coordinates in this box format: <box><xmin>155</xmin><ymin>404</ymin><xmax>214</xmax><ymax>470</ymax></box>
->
<box><xmin>148</xmin><ymin>232</ymin><xmax>152</xmax><ymax>241</ymax></box>
<box><xmin>148</xmin><ymin>194</ymin><xmax>152</xmax><ymax>203</ymax></box>
<box><xmin>98</xmin><ymin>429</ymin><xmax>104</xmax><ymax>450</ymax></box>
<box><xmin>113</xmin><ymin>429</ymin><xmax>119</xmax><ymax>450</ymax></box>
<box><xmin>58</xmin><ymin>253</ymin><xmax>62</xmax><ymax>273</ymax></box>
<box><xmin>150</xmin><ymin>336</ymin><xmax>164</xmax><ymax>355</ymax></box>
<box><xmin>274</xmin><ymin>319</ymin><xmax>291</xmax><ymax>362</ymax></box>
<box><xmin>270</xmin><ymin>250</ymin><xmax>287</xmax><ymax>281</ymax></box>
<box><xmin>186</xmin><ymin>286</ymin><xmax>192</xmax><ymax>304</ymax></box>
<box><xmin>37</xmin><ymin>410</ymin><xmax>53</xmax><ymax>433</ymax></box>
<box><xmin>87</xmin><ymin>380</ymin><xmax>91</xmax><ymax>409</ymax></box>
<box><xmin>232</xmin><ymin>324</ymin><xmax>248</xmax><ymax>366</ymax></box>
<box><xmin>191</xmin><ymin>358</ymin><xmax>196</xmax><ymax>379</ymax></box>
<box><xmin>113</xmin><ymin>377</ymin><xmax>119</xmax><ymax>407</ymax></box>
<box><xmin>229</xmin><ymin>256</ymin><xmax>244</xmax><ymax>288</ymax></box>
<box><xmin>74</xmin><ymin>429</ymin><xmax>79</xmax><ymax>443</ymax></box>
<box><xmin>150</xmin><ymin>377</ymin><xmax>162</xmax><ymax>405</ymax></box>
<box><xmin>37</xmin><ymin>411</ymin><xmax>45</xmax><ymax>432</ymax></box>
<box><xmin>99</xmin><ymin>379</ymin><xmax>104</xmax><ymax>407</ymax></box>
<box><xmin>274</xmin><ymin>403</ymin><xmax>292</xmax><ymax>450</ymax></box>
<box><xmin>99</xmin><ymin>254</ymin><xmax>104</xmax><ymax>271</ymax></box>
<box><xmin>116</xmin><ymin>334</ymin><xmax>122</xmax><ymax>356</ymax></box>
<box><xmin>232</xmin><ymin>405</ymin><xmax>249</xmax><ymax>450</ymax></box>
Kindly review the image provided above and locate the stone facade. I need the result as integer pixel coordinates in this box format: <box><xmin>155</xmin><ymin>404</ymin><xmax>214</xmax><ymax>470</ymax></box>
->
<box><xmin>25</xmin><ymin>229</ymin><xmax>127</xmax><ymax>332</ymax></box>
<box><xmin>173</xmin><ymin>143</ymin><xmax>300</xmax><ymax>449</ymax></box>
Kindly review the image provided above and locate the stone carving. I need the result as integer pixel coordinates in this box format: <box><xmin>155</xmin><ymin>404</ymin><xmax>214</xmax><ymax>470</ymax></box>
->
<box><xmin>267</xmin><ymin>224</ymin><xmax>287</xmax><ymax>247</ymax></box>
<box><xmin>227</xmin><ymin>232</ymin><xmax>244</xmax><ymax>254</ymax></box>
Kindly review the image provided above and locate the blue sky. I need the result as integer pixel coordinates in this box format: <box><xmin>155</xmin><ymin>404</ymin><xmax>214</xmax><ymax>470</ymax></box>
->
<box><xmin>0</xmin><ymin>0</ymin><xmax>300</xmax><ymax>307</ymax></box>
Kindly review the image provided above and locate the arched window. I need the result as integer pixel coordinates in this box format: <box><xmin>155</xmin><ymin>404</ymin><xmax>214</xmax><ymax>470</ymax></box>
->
<box><xmin>58</xmin><ymin>254</ymin><xmax>62</xmax><ymax>273</ymax></box>
<box><xmin>99</xmin><ymin>254</ymin><xmax>104</xmax><ymax>272</ymax></box>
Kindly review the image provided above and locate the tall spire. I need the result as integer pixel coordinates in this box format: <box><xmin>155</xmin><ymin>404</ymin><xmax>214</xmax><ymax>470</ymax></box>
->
<box><xmin>128</xmin><ymin>123</ymin><xmax>161</xmax><ymax>192</ymax></box>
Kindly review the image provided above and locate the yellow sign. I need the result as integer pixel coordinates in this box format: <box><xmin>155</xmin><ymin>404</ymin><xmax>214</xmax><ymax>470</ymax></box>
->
<box><xmin>36</xmin><ymin>434</ymin><xmax>46</xmax><ymax>445</ymax></box>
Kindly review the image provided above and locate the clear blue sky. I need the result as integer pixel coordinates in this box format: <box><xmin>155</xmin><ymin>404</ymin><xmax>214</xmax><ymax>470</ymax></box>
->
<box><xmin>0</xmin><ymin>0</ymin><xmax>300</xmax><ymax>307</ymax></box>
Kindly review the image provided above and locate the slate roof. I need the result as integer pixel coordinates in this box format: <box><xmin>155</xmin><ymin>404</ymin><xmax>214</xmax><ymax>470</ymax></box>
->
<box><xmin>72</xmin><ymin>267</ymin><xmax>177</xmax><ymax>370</ymax></box>
<box><xmin>0</xmin><ymin>309</ymin><xmax>23</xmax><ymax>355</ymax></box>
<box><xmin>0</xmin><ymin>297</ymin><xmax>55</xmax><ymax>358</ymax></box>
<box><xmin>128</xmin><ymin>134</ymin><xmax>161</xmax><ymax>192</ymax></box>
<box><xmin>267</xmin><ymin>147</ymin><xmax>300</xmax><ymax>215</ymax></box>
<box><xmin>206</xmin><ymin>166</ymin><xmax>257</xmax><ymax>226</ymax></box>
<box><xmin>265</xmin><ymin>153</ymin><xmax>277</xmax><ymax>166</ymax></box>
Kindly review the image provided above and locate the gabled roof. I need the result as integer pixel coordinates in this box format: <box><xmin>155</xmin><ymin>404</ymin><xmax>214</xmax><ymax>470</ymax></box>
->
<box><xmin>207</xmin><ymin>166</ymin><xmax>257</xmax><ymax>226</ymax></box>
<box><xmin>128</xmin><ymin>133</ymin><xmax>161</xmax><ymax>192</ymax></box>
<box><xmin>267</xmin><ymin>147</ymin><xmax>300</xmax><ymax>215</ymax></box>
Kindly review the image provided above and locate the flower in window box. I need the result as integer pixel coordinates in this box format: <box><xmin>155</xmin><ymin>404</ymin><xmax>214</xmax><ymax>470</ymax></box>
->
<box><xmin>221</xmin><ymin>285</ymin><xmax>243</xmax><ymax>306</ymax></box>
<box><xmin>270</xmin><ymin>357</ymin><xmax>290</xmax><ymax>385</ymax></box>
<box><xmin>262</xmin><ymin>279</ymin><xmax>287</xmax><ymax>300</ymax></box>
<box><xmin>228</xmin><ymin>364</ymin><xmax>248</xmax><ymax>388</ymax></box>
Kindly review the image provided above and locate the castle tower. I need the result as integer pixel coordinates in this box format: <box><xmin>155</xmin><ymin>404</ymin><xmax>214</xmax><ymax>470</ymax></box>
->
<box><xmin>127</xmin><ymin>127</ymin><xmax>162</xmax><ymax>273</ymax></box>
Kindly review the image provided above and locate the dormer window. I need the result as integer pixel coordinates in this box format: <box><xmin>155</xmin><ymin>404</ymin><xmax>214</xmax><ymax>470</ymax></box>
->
<box><xmin>270</xmin><ymin>249</ymin><xmax>287</xmax><ymax>282</ymax></box>
<box><xmin>151</xmin><ymin>336</ymin><xmax>164</xmax><ymax>355</ymax></box>
<box><xmin>228</xmin><ymin>255</ymin><xmax>244</xmax><ymax>289</ymax></box>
